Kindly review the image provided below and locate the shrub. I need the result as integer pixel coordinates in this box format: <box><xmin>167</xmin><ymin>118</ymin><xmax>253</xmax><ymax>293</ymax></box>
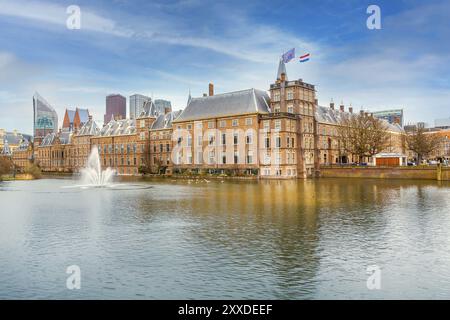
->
<box><xmin>23</xmin><ymin>163</ymin><xmax>42</xmax><ymax>179</ymax></box>
<box><xmin>0</xmin><ymin>156</ymin><xmax>13</xmax><ymax>178</ymax></box>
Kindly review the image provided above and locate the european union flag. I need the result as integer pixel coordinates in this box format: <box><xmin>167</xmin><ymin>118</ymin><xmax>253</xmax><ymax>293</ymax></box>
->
<box><xmin>282</xmin><ymin>48</ymin><xmax>295</xmax><ymax>63</ymax></box>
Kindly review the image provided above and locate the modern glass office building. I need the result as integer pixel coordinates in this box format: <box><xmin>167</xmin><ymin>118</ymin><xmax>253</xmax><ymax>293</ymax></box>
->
<box><xmin>33</xmin><ymin>92</ymin><xmax>58</xmax><ymax>139</ymax></box>
<box><xmin>372</xmin><ymin>109</ymin><xmax>404</xmax><ymax>127</ymax></box>
<box><xmin>129</xmin><ymin>94</ymin><xmax>151</xmax><ymax>119</ymax></box>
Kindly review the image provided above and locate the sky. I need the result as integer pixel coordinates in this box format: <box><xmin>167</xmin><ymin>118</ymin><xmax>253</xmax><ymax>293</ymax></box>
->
<box><xmin>0</xmin><ymin>0</ymin><xmax>449</xmax><ymax>134</ymax></box>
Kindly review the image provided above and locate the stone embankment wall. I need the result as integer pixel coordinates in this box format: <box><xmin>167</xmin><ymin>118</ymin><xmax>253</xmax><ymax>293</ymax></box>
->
<box><xmin>319</xmin><ymin>166</ymin><xmax>450</xmax><ymax>181</ymax></box>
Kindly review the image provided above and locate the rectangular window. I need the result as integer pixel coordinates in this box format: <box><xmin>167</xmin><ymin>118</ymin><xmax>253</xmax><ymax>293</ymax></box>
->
<box><xmin>140</xmin><ymin>120</ymin><xmax>146</xmax><ymax>128</ymax></box>
<box><xmin>196</xmin><ymin>151</ymin><xmax>203</xmax><ymax>164</ymax></box>
<box><xmin>197</xmin><ymin>135</ymin><xmax>202</xmax><ymax>146</ymax></box>
<box><xmin>187</xmin><ymin>124</ymin><xmax>192</xmax><ymax>130</ymax></box>
<box><xmin>275</xmin><ymin>120</ymin><xmax>281</xmax><ymax>130</ymax></box>
<box><xmin>265</xmin><ymin>137</ymin><xmax>270</xmax><ymax>149</ymax></box>
<box><xmin>187</xmin><ymin>135</ymin><xmax>192</xmax><ymax>147</ymax></box>
<box><xmin>208</xmin><ymin>121</ymin><xmax>214</xmax><ymax>129</ymax></box>
<box><xmin>209</xmin><ymin>150</ymin><xmax>215</xmax><ymax>164</ymax></box>
<box><xmin>276</xmin><ymin>137</ymin><xmax>281</xmax><ymax>148</ymax></box>
<box><xmin>221</xmin><ymin>133</ymin><xmax>226</xmax><ymax>145</ymax></box>
<box><xmin>208</xmin><ymin>134</ymin><xmax>215</xmax><ymax>145</ymax></box>
<box><xmin>246</xmin><ymin>133</ymin><xmax>252</xmax><ymax>144</ymax></box>
<box><xmin>233</xmin><ymin>133</ymin><xmax>238</xmax><ymax>145</ymax></box>
<box><xmin>234</xmin><ymin>151</ymin><xmax>239</xmax><ymax>164</ymax></box>
<box><xmin>219</xmin><ymin>120</ymin><xmax>226</xmax><ymax>128</ymax></box>
<box><xmin>245</xmin><ymin>118</ymin><xmax>252</xmax><ymax>125</ymax></box>
<box><xmin>247</xmin><ymin>151</ymin><xmax>253</xmax><ymax>164</ymax></box>
<box><xmin>287</xmin><ymin>92</ymin><xmax>294</xmax><ymax>100</ymax></box>
<box><xmin>288</xmin><ymin>106</ymin><xmax>293</xmax><ymax>113</ymax></box>
<box><xmin>222</xmin><ymin>152</ymin><xmax>226</xmax><ymax>164</ymax></box>
<box><xmin>232</xmin><ymin>119</ymin><xmax>238</xmax><ymax>127</ymax></box>
<box><xmin>263</xmin><ymin>120</ymin><xmax>270</xmax><ymax>130</ymax></box>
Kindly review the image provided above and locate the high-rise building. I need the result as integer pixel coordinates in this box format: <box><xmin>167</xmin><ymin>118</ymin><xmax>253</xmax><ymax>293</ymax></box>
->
<box><xmin>104</xmin><ymin>94</ymin><xmax>126</xmax><ymax>124</ymax></box>
<box><xmin>129</xmin><ymin>94</ymin><xmax>151</xmax><ymax>119</ymax></box>
<box><xmin>154</xmin><ymin>99</ymin><xmax>172</xmax><ymax>115</ymax></box>
<box><xmin>435</xmin><ymin>117</ymin><xmax>450</xmax><ymax>129</ymax></box>
<box><xmin>33</xmin><ymin>92</ymin><xmax>58</xmax><ymax>143</ymax></box>
<box><xmin>372</xmin><ymin>109</ymin><xmax>404</xmax><ymax>127</ymax></box>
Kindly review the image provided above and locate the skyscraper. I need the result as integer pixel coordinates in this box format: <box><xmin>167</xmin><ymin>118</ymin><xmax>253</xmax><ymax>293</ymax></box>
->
<box><xmin>154</xmin><ymin>99</ymin><xmax>172</xmax><ymax>115</ymax></box>
<box><xmin>129</xmin><ymin>94</ymin><xmax>151</xmax><ymax>119</ymax></box>
<box><xmin>104</xmin><ymin>94</ymin><xmax>126</xmax><ymax>124</ymax></box>
<box><xmin>33</xmin><ymin>92</ymin><xmax>58</xmax><ymax>141</ymax></box>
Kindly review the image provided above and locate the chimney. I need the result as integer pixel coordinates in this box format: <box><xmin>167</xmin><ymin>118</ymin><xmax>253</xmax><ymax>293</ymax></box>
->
<box><xmin>349</xmin><ymin>107</ymin><xmax>353</xmax><ymax>113</ymax></box>
<box><xmin>360</xmin><ymin>110</ymin><xmax>364</xmax><ymax>115</ymax></box>
<box><xmin>340</xmin><ymin>104</ymin><xmax>344</xmax><ymax>112</ymax></box>
<box><xmin>88</xmin><ymin>115</ymin><xmax>93</xmax><ymax>121</ymax></box>
<box><xmin>330</xmin><ymin>101</ymin><xmax>335</xmax><ymax>110</ymax></box>
<box><xmin>209</xmin><ymin>83</ymin><xmax>214</xmax><ymax>96</ymax></box>
<box><xmin>203</xmin><ymin>93</ymin><xmax>207</xmax><ymax>97</ymax></box>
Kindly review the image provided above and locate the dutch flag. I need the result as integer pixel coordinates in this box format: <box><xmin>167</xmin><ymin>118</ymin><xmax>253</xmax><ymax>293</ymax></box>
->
<box><xmin>299</xmin><ymin>53</ymin><xmax>310</xmax><ymax>63</ymax></box>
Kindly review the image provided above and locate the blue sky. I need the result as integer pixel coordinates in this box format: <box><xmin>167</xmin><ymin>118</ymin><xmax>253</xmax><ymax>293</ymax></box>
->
<box><xmin>0</xmin><ymin>0</ymin><xmax>449</xmax><ymax>134</ymax></box>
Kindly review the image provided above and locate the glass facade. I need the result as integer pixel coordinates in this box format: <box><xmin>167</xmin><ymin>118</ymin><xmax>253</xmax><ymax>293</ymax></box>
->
<box><xmin>33</xmin><ymin>92</ymin><xmax>58</xmax><ymax>138</ymax></box>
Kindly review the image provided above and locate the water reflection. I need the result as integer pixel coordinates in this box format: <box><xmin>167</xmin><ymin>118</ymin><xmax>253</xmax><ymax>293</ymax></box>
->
<box><xmin>0</xmin><ymin>178</ymin><xmax>450</xmax><ymax>299</ymax></box>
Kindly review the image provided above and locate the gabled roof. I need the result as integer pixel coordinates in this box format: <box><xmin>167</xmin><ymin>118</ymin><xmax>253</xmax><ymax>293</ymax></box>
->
<box><xmin>78</xmin><ymin>118</ymin><xmax>100</xmax><ymax>136</ymax></box>
<box><xmin>173</xmin><ymin>88</ymin><xmax>270</xmax><ymax>122</ymax></box>
<box><xmin>76</xmin><ymin>108</ymin><xmax>89</xmax><ymax>123</ymax></box>
<box><xmin>40</xmin><ymin>131</ymin><xmax>72</xmax><ymax>146</ymax></box>
<box><xmin>97</xmin><ymin>118</ymin><xmax>136</xmax><ymax>137</ymax></box>
<box><xmin>66</xmin><ymin>109</ymin><xmax>76</xmax><ymax>123</ymax></box>
<box><xmin>315</xmin><ymin>106</ymin><xmax>404</xmax><ymax>133</ymax></box>
<box><xmin>151</xmin><ymin>110</ymin><xmax>182</xmax><ymax>130</ymax></box>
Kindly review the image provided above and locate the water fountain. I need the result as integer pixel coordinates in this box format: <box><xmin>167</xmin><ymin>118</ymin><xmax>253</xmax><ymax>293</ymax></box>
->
<box><xmin>80</xmin><ymin>147</ymin><xmax>115</xmax><ymax>187</ymax></box>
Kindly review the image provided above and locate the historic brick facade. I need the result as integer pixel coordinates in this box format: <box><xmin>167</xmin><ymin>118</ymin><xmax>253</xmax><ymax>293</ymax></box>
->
<box><xmin>13</xmin><ymin>60</ymin><xmax>410</xmax><ymax>178</ymax></box>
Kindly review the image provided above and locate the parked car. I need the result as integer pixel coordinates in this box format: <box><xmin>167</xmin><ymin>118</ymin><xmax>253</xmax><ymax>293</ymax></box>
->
<box><xmin>407</xmin><ymin>162</ymin><xmax>416</xmax><ymax>166</ymax></box>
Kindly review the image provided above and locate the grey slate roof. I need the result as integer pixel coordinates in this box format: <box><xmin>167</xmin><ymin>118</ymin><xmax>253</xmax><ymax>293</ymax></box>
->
<box><xmin>151</xmin><ymin>110</ymin><xmax>182</xmax><ymax>130</ymax></box>
<box><xmin>315</xmin><ymin>105</ymin><xmax>404</xmax><ymax>133</ymax></box>
<box><xmin>67</xmin><ymin>110</ymin><xmax>76</xmax><ymax>122</ymax></box>
<box><xmin>174</xmin><ymin>88</ymin><xmax>270</xmax><ymax>122</ymax></box>
<box><xmin>40</xmin><ymin>131</ymin><xmax>72</xmax><ymax>146</ymax></box>
<box><xmin>139</xmin><ymin>100</ymin><xmax>160</xmax><ymax>118</ymax></box>
<box><xmin>78</xmin><ymin>119</ymin><xmax>100</xmax><ymax>136</ymax></box>
<box><xmin>1</xmin><ymin>131</ymin><xmax>31</xmax><ymax>145</ymax></box>
<box><xmin>76</xmin><ymin>108</ymin><xmax>89</xmax><ymax>123</ymax></box>
<box><xmin>98</xmin><ymin>118</ymin><xmax>136</xmax><ymax>137</ymax></box>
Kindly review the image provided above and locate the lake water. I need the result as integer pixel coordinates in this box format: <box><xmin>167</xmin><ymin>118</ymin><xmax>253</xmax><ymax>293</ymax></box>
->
<box><xmin>1</xmin><ymin>177</ymin><xmax>450</xmax><ymax>299</ymax></box>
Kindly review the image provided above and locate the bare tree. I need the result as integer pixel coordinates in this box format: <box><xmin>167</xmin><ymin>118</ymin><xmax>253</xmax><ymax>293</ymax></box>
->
<box><xmin>337</xmin><ymin>113</ymin><xmax>390</xmax><ymax>163</ymax></box>
<box><xmin>406</xmin><ymin>127</ymin><xmax>441</xmax><ymax>164</ymax></box>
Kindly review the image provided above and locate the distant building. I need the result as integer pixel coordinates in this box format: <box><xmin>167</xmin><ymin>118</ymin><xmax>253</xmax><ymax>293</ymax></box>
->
<box><xmin>435</xmin><ymin>117</ymin><xmax>450</xmax><ymax>129</ymax></box>
<box><xmin>104</xmin><ymin>94</ymin><xmax>126</xmax><ymax>124</ymax></box>
<box><xmin>154</xmin><ymin>99</ymin><xmax>172</xmax><ymax>115</ymax></box>
<box><xmin>62</xmin><ymin>108</ymin><xmax>90</xmax><ymax>131</ymax></box>
<box><xmin>129</xmin><ymin>94</ymin><xmax>151</xmax><ymax>119</ymax></box>
<box><xmin>372</xmin><ymin>109</ymin><xmax>404</xmax><ymax>127</ymax></box>
<box><xmin>33</xmin><ymin>92</ymin><xmax>58</xmax><ymax>143</ymax></box>
<box><xmin>0</xmin><ymin>129</ymin><xmax>32</xmax><ymax>154</ymax></box>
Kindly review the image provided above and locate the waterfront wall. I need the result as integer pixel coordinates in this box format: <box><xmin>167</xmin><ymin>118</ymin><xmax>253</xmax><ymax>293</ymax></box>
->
<box><xmin>319</xmin><ymin>166</ymin><xmax>450</xmax><ymax>181</ymax></box>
